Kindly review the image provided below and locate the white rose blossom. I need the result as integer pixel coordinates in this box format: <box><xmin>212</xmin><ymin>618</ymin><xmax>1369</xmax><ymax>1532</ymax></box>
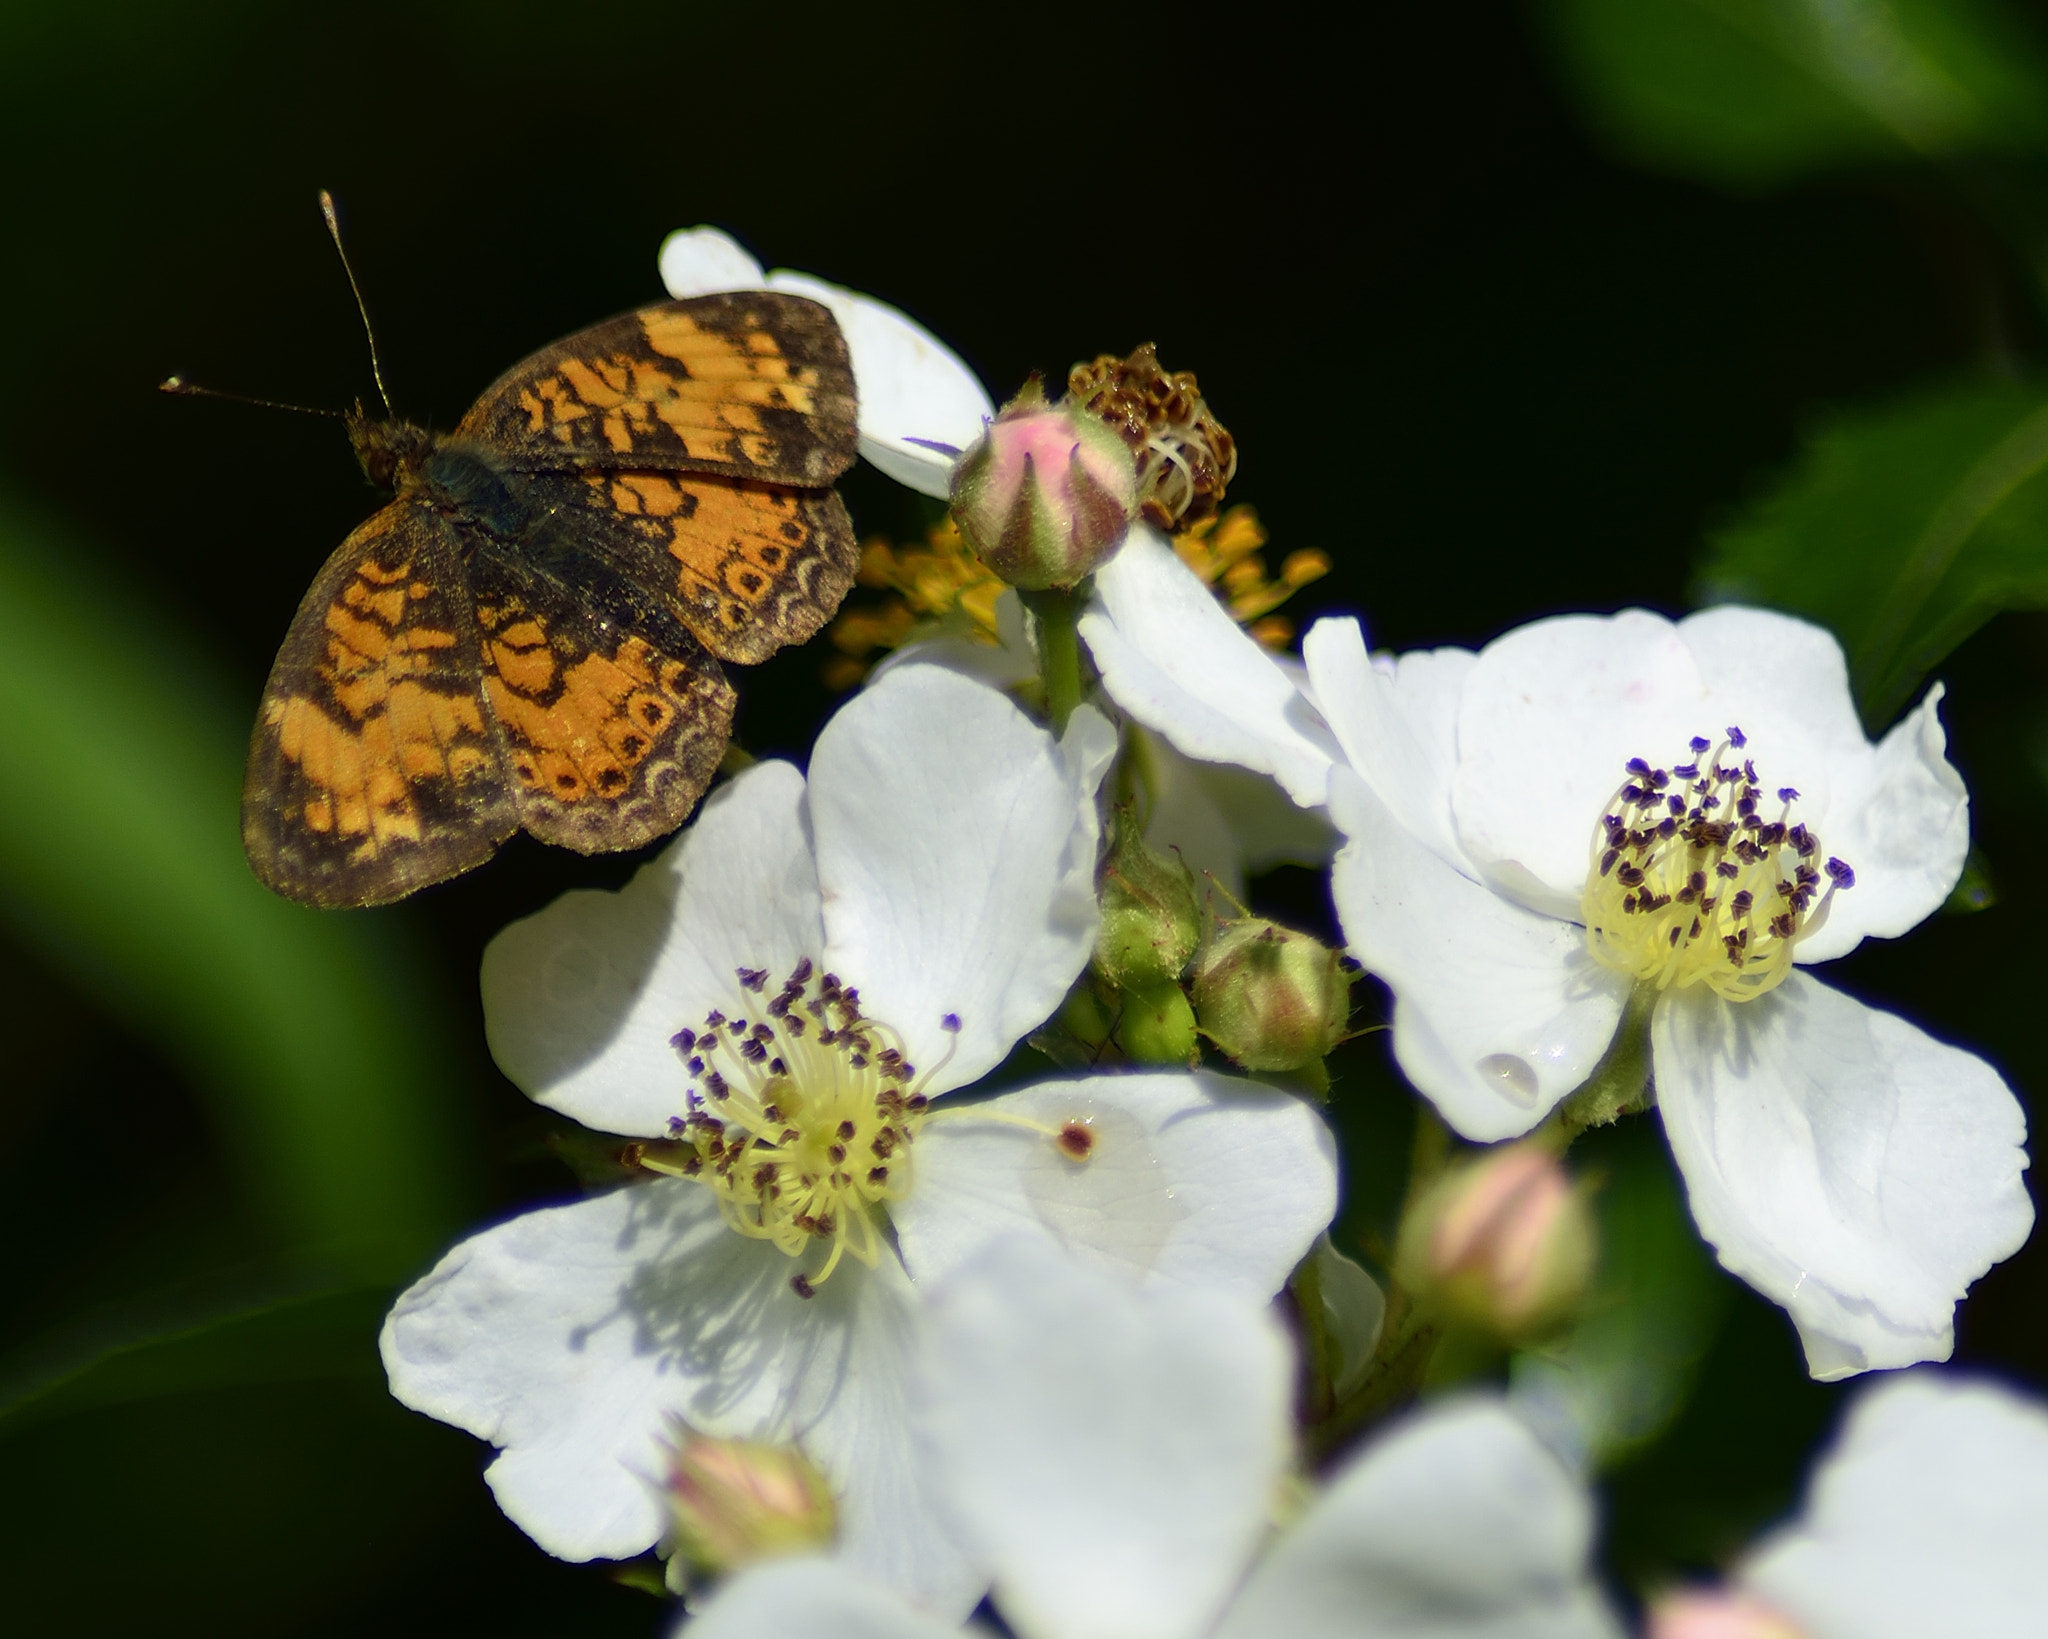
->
<box><xmin>659</xmin><ymin>225</ymin><xmax>991</xmax><ymax>498</ymax></box>
<box><xmin>1651</xmin><ymin>1370</ymin><xmax>2048</xmax><ymax>1639</ymax></box>
<box><xmin>380</xmin><ymin>664</ymin><xmax>1338</xmax><ymax>1616</ymax></box>
<box><xmin>1305</xmin><ymin>606</ymin><xmax>2031</xmax><ymax>1379</ymax></box>
<box><xmin>685</xmin><ymin>1235</ymin><xmax>1624</xmax><ymax>1639</ymax></box>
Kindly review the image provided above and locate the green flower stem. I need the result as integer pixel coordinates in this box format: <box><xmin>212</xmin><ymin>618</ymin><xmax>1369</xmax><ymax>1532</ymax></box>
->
<box><xmin>1021</xmin><ymin>585</ymin><xmax>1085</xmax><ymax>732</ymax></box>
<box><xmin>1555</xmin><ymin>980</ymin><xmax>1658</xmax><ymax>1137</ymax></box>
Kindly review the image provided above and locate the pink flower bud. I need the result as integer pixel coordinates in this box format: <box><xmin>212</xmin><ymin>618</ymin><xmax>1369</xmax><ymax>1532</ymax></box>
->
<box><xmin>664</xmin><ymin>1428</ymin><xmax>837</xmax><ymax>1580</ymax></box>
<box><xmin>1647</xmin><ymin>1590</ymin><xmax>1810</xmax><ymax>1639</ymax></box>
<box><xmin>950</xmin><ymin>379</ymin><xmax>1138</xmax><ymax>589</ymax></box>
<box><xmin>1398</xmin><ymin>1142</ymin><xmax>1596</xmax><ymax>1340</ymax></box>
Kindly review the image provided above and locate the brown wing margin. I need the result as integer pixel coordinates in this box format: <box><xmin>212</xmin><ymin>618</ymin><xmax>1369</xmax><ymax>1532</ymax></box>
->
<box><xmin>453</xmin><ymin>292</ymin><xmax>859</xmax><ymax>487</ymax></box>
<box><xmin>242</xmin><ymin>503</ymin><xmax>518</xmax><ymax>908</ymax></box>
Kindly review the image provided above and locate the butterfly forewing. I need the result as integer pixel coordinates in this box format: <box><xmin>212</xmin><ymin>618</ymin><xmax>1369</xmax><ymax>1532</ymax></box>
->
<box><xmin>454</xmin><ymin>292</ymin><xmax>859</xmax><ymax>486</ymax></box>
<box><xmin>242</xmin><ymin>504</ymin><xmax>518</xmax><ymax>907</ymax></box>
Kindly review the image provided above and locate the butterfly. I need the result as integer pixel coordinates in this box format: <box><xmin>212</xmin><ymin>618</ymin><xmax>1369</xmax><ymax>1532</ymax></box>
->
<box><xmin>238</xmin><ymin>290</ymin><xmax>859</xmax><ymax>908</ymax></box>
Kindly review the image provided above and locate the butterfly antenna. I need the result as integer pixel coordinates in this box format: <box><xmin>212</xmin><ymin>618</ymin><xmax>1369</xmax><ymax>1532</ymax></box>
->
<box><xmin>319</xmin><ymin>189</ymin><xmax>394</xmax><ymax>417</ymax></box>
<box><xmin>158</xmin><ymin>375</ymin><xmax>343</xmax><ymax>417</ymax></box>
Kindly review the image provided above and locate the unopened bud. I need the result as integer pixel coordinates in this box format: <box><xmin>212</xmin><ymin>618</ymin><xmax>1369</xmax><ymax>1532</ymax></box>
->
<box><xmin>1397</xmin><ymin>1143</ymin><xmax>1595</xmax><ymax>1341</ymax></box>
<box><xmin>1189</xmin><ymin>918</ymin><xmax>1351</xmax><ymax>1075</ymax></box>
<box><xmin>1116</xmin><ymin>977</ymin><xmax>1200</xmax><ymax>1066</ymax></box>
<box><xmin>1647</xmin><ymin>1591</ymin><xmax>1810</xmax><ymax>1639</ymax></box>
<box><xmin>1095</xmin><ymin>805</ymin><xmax>1201</xmax><ymax>989</ymax></box>
<box><xmin>950</xmin><ymin>378</ymin><xmax>1138</xmax><ymax>589</ymax></box>
<box><xmin>664</xmin><ymin>1429</ymin><xmax>836</xmax><ymax>1582</ymax></box>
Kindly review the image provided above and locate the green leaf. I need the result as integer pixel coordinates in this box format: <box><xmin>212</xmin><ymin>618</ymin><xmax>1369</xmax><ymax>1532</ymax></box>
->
<box><xmin>1696</xmin><ymin>380</ymin><xmax>2048</xmax><ymax>725</ymax></box>
<box><xmin>1538</xmin><ymin>0</ymin><xmax>2048</xmax><ymax>190</ymax></box>
<box><xmin>0</xmin><ymin>1274</ymin><xmax>389</xmax><ymax>1438</ymax></box>
<box><xmin>0</xmin><ymin>491</ymin><xmax>476</xmax><ymax>1280</ymax></box>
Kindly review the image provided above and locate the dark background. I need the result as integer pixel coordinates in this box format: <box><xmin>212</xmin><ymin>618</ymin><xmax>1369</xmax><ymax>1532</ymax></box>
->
<box><xmin>1</xmin><ymin>2</ymin><xmax>2043</xmax><ymax>1632</ymax></box>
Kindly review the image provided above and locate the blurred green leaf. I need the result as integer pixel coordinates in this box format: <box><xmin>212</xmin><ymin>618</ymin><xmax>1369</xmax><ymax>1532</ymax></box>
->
<box><xmin>1540</xmin><ymin>0</ymin><xmax>2048</xmax><ymax>190</ymax></box>
<box><xmin>0</xmin><ymin>1276</ymin><xmax>387</xmax><ymax>1437</ymax></box>
<box><xmin>0</xmin><ymin>491</ymin><xmax>475</xmax><ymax>1281</ymax></box>
<box><xmin>1696</xmin><ymin>380</ymin><xmax>2048</xmax><ymax>725</ymax></box>
<box><xmin>1512</xmin><ymin>1120</ymin><xmax>1729</xmax><ymax>1468</ymax></box>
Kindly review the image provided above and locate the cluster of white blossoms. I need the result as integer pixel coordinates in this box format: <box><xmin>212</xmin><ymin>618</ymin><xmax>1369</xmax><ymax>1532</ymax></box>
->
<box><xmin>379</xmin><ymin>231</ymin><xmax>2041</xmax><ymax>1632</ymax></box>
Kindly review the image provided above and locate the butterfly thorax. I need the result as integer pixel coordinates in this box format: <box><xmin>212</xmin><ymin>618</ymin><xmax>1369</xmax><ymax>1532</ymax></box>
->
<box><xmin>345</xmin><ymin>402</ymin><xmax>439</xmax><ymax>492</ymax></box>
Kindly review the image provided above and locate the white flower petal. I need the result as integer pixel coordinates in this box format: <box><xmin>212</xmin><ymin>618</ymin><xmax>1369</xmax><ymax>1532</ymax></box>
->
<box><xmin>381</xmin><ymin>1179</ymin><xmax>979</xmax><ymax>1614</ymax></box>
<box><xmin>381</xmin><ymin>1180</ymin><xmax>831</xmax><ymax>1562</ymax></box>
<box><xmin>895</xmin><ymin>1070</ymin><xmax>1339</xmax><ymax>1304</ymax></box>
<box><xmin>1653</xmin><ymin>974</ymin><xmax>2033</xmax><ymax>1378</ymax></box>
<box><xmin>1304</xmin><ymin>616</ymin><xmax>1475</xmax><ymax>872</ymax></box>
<box><xmin>1216</xmin><ymin>1399</ymin><xmax>1623</xmax><ymax>1639</ymax></box>
<box><xmin>797</xmin><ymin>1254</ymin><xmax>984</xmax><ymax>1615</ymax></box>
<box><xmin>1793</xmin><ymin>683</ymin><xmax>1968</xmax><ymax>963</ymax></box>
<box><xmin>1675</xmin><ymin>605</ymin><xmax>1871</xmax><ymax>774</ymax></box>
<box><xmin>1741</xmin><ymin>1372</ymin><xmax>2048</xmax><ymax>1639</ymax></box>
<box><xmin>766</xmin><ymin>270</ymin><xmax>992</xmax><ymax>500</ymax></box>
<box><xmin>1081</xmin><ymin>526</ymin><xmax>1340</xmax><ymax>807</ymax></box>
<box><xmin>657</xmin><ymin>226</ymin><xmax>769</xmax><ymax>296</ymax></box>
<box><xmin>684</xmin><ymin>1557</ymin><xmax>977</xmax><ymax>1639</ymax></box>
<box><xmin>1330</xmin><ymin>766</ymin><xmax>1629</xmax><ymax>1141</ymax></box>
<box><xmin>922</xmin><ymin>1237</ymin><xmax>1292</xmax><ymax>1639</ymax></box>
<box><xmin>482</xmin><ymin>762</ymin><xmax>822</xmax><ymax>1135</ymax></box>
<box><xmin>1451</xmin><ymin>609</ymin><xmax>1707</xmax><ymax>917</ymax></box>
<box><xmin>811</xmin><ymin>665</ymin><xmax>1101</xmax><ymax>1090</ymax></box>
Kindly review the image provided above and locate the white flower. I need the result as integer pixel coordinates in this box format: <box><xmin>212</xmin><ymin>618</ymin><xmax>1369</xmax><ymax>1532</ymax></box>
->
<box><xmin>1306</xmin><ymin>605</ymin><xmax>2031</xmax><ymax>1378</ymax></box>
<box><xmin>684</xmin><ymin>1235</ymin><xmax>1623</xmax><ymax>1639</ymax></box>
<box><xmin>380</xmin><ymin>665</ymin><xmax>1338</xmax><ymax>1615</ymax></box>
<box><xmin>659</xmin><ymin>226</ymin><xmax>992</xmax><ymax>498</ymax></box>
<box><xmin>1651</xmin><ymin>1371</ymin><xmax>2048</xmax><ymax>1639</ymax></box>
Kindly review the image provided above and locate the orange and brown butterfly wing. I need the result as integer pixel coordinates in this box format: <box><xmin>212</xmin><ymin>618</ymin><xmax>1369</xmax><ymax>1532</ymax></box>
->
<box><xmin>467</xmin><ymin>534</ymin><xmax>736</xmax><ymax>853</ymax></box>
<box><xmin>453</xmin><ymin>291</ymin><xmax>858</xmax><ymax>485</ymax></box>
<box><xmin>242</xmin><ymin>501</ymin><xmax>517</xmax><ymax>908</ymax></box>
<box><xmin>450</xmin><ymin>293</ymin><xmax>862</xmax><ymax>665</ymax></box>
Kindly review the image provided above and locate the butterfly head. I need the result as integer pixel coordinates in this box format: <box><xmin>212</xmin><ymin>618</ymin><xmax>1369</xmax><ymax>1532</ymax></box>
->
<box><xmin>345</xmin><ymin>402</ymin><xmax>438</xmax><ymax>492</ymax></box>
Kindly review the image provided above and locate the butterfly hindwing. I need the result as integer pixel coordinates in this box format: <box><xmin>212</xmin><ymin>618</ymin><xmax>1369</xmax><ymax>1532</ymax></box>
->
<box><xmin>242</xmin><ymin>502</ymin><xmax>517</xmax><ymax>908</ymax></box>
<box><xmin>467</xmin><ymin>533</ymin><xmax>737</xmax><ymax>852</ymax></box>
<box><xmin>453</xmin><ymin>292</ymin><xmax>859</xmax><ymax>487</ymax></box>
<box><xmin>550</xmin><ymin>469</ymin><xmax>860</xmax><ymax>665</ymax></box>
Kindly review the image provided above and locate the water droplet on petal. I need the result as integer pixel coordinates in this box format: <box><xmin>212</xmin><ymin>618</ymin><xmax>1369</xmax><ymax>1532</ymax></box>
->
<box><xmin>1477</xmin><ymin>1054</ymin><xmax>1538</xmax><ymax>1106</ymax></box>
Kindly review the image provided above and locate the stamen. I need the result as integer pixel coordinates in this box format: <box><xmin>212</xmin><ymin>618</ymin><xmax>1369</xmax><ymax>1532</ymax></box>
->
<box><xmin>1580</xmin><ymin>734</ymin><xmax>1851</xmax><ymax>1002</ymax></box>
<box><xmin>654</xmin><ymin>959</ymin><xmax>953</xmax><ymax>1292</ymax></box>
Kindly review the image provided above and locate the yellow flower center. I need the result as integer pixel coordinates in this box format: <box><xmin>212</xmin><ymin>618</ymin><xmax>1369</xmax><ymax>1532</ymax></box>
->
<box><xmin>636</xmin><ymin>960</ymin><xmax>948</xmax><ymax>1296</ymax></box>
<box><xmin>1580</xmin><ymin>728</ymin><xmax>1854</xmax><ymax>1003</ymax></box>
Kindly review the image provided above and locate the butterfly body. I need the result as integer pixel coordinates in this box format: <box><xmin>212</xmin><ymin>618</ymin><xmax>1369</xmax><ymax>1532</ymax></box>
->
<box><xmin>243</xmin><ymin>291</ymin><xmax>859</xmax><ymax>909</ymax></box>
